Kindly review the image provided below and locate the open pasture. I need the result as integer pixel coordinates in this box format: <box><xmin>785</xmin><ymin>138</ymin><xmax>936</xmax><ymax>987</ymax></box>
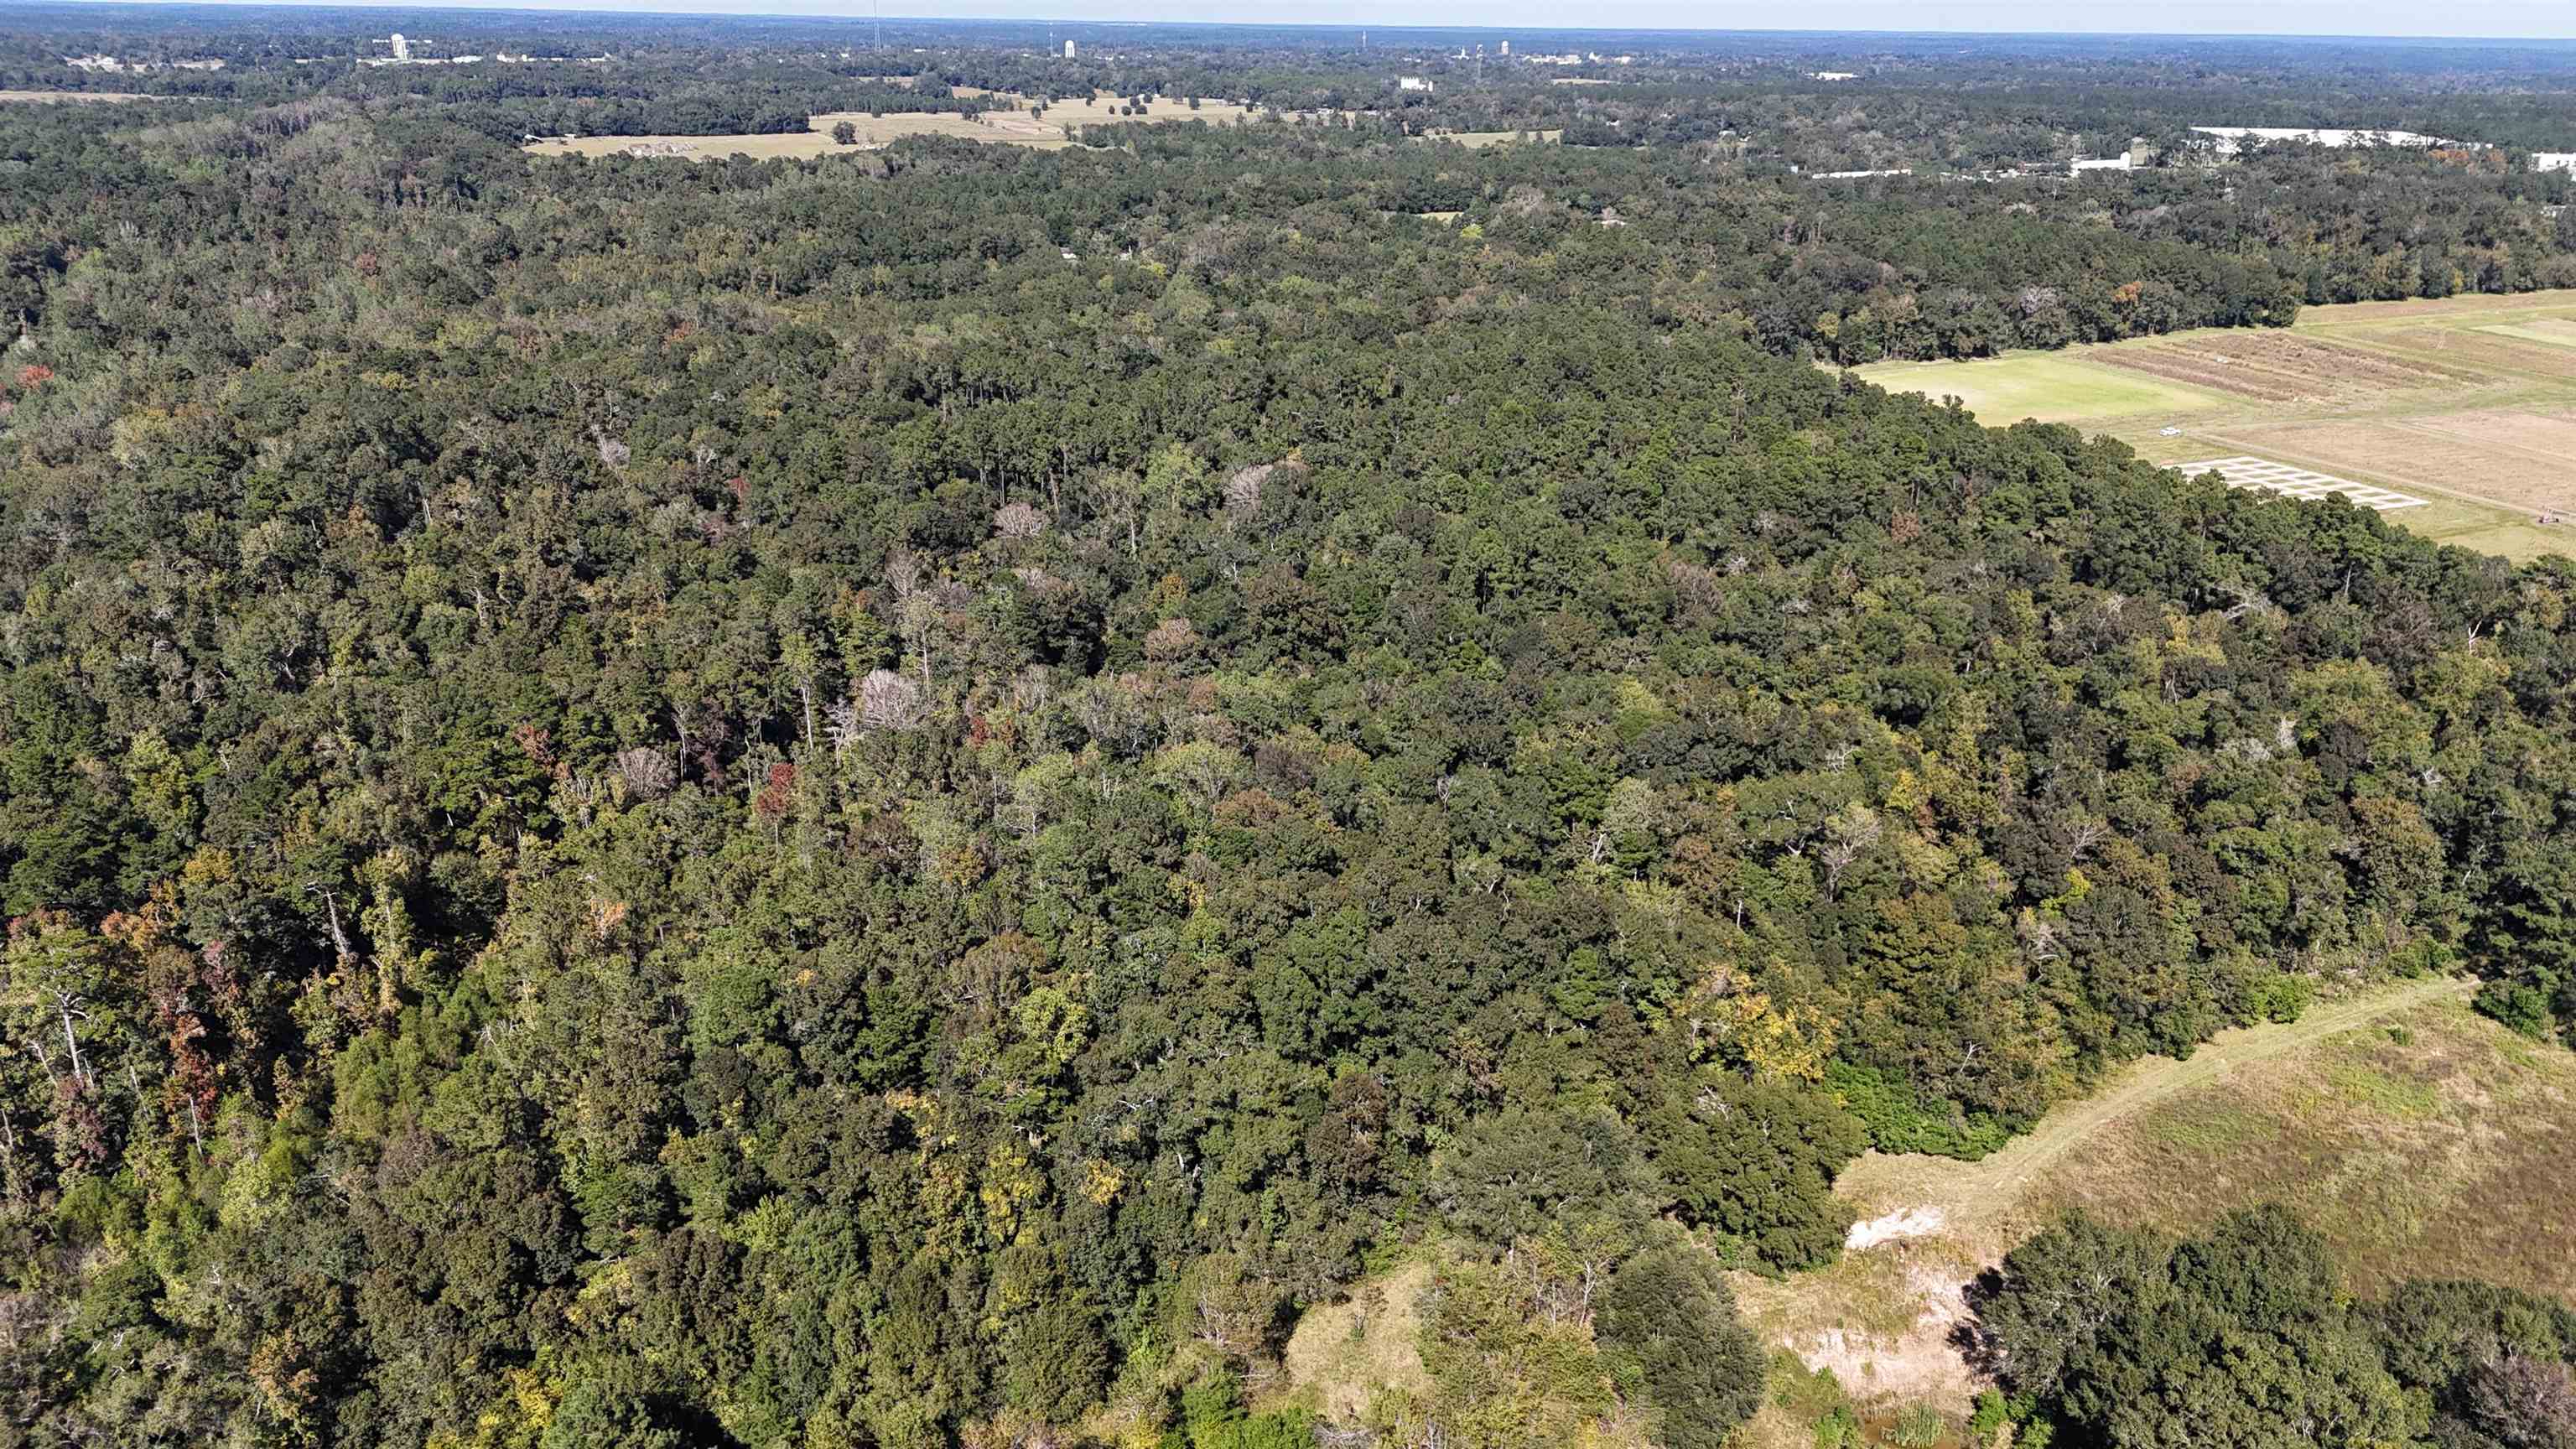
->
<box><xmin>1854</xmin><ymin>288</ymin><xmax>2576</xmax><ymax>559</ymax></box>
<box><xmin>2205</xmin><ymin>417</ymin><xmax>2576</xmax><ymax>516</ymax></box>
<box><xmin>1851</xmin><ymin>351</ymin><xmax>2225</xmax><ymax>426</ymax></box>
<box><xmin>527</xmin><ymin>115</ymin><xmax>1017</xmax><ymax>159</ymax></box>
<box><xmin>2360</xmin><ymin>325</ymin><xmax>2576</xmax><ymax>382</ymax></box>
<box><xmin>2480</xmin><ymin>318</ymin><xmax>2576</xmax><ymax>350</ymax></box>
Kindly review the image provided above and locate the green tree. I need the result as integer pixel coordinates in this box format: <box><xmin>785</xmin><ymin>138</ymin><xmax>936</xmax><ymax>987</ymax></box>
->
<box><xmin>1600</xmin><ymin>1243</ymin><xmax>1765</xmax><ymax>1449</ymax></box>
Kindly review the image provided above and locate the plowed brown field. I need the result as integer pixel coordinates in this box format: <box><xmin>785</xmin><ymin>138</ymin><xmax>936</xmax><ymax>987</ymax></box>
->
<box><xmin>2097</xmin><ymin>330</ymin><xmax>2485</xmax><ymax>403</ymax></box>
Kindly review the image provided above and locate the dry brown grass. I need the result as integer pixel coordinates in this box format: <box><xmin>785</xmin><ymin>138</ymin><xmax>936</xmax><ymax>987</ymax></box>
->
<box><xmin>522</xmin><ymin>92</ymin><xmax>1255</xmax><ymax>161</ymax></box>
<box><xmin>1418</xmin><ymin>128</ymin><xmax>1563</xmax><ymax>148</ymax></box>
<box><xmin>2039</xmin><ymin>998</ymin><xmax>2576</xmax><ymax>1301</ymax></box>
<box><xmin>1276</xmin><ymin>1260</ymin><xmax>1439</xmax><ymax>1423</ymax></box>
<box><xmin>0</xmin><ymin>90</ymin><xmax>156</xmax><ymax>103</ymax></box>
<box><xmin>2368</xmin><ymin>325</ymin><xmax>2576</xmax><ymax>382</ymax></box>
<box><xmin>1267</xmin><ymin>983</ymin><xmax>2574</xmax><ymax>1449</ymax></box>
<box><xmin>1863</xmin><ymin>289</ymin><xmax>2576</xmax><ymax>560</ymax></box>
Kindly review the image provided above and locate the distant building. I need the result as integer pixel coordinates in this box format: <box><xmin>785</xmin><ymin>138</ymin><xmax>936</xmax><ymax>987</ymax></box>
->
<box><xmin>65</xmin><ymin>53</ymin><xmax>223</xmax><ymax>73</ymax></box>
<box><xmin>390</xmin><ymin>33</ymin><xmax>410</xmax><ymax>61</ymax></box>
<box><xmin>1399</xmin><ymin>75</ymin><xmax>1434</xmax><ymax>91</ymax></box>
<box><xmin>2070</xmin><ymin>137</ymin><xmax>2150</xmax><ymax>174</ymax></box>
<box><xmin>2191</xmin><ymin>126</ymin><xmax>2464</xmax><ymax>154</ymax></box>
<box><xmin>2534</xmin><ymin>153</ymin><xmax>2576</xmax><ymax>174</ymax></box>
<box><xmin>1809</xmin><ymin>70</ymin><xmax>1857</xmax><ymax>81</ymax></box>
<box><xmin>1064</xmin><ymin>39</ymin><xmax>1077</xmax><ymax>58</ymax></box>
<box><xmin>1498</xmin><ymin>40</ymin><xmax>1509</xmax><ymax>55</ymax></box>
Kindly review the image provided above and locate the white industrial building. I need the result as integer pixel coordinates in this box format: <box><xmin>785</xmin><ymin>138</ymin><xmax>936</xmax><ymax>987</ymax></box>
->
<box><xmin>2070</xmin><ymin>137</ymin><xmax>2151</xmax><ymax>174</ymax></box>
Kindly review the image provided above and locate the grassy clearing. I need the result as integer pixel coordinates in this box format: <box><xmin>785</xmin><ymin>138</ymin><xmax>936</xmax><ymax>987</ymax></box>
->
<box><xmin>1276</xmin><ymin>1259</ymin><xmax>1438</xmax><ymax>1423</ymax></box>
<box><xmin>2137</xmin><ymin>420</ymin><xmax>2573</xmax><ymax>558</ymax></box>
<box><xmin>1419</xmin><ymin>128</ymin><xmax>1564</xmax><ymax>148</ymax></box>
<box><xmin>2035</xmin><ymin>994</ymin><xmax>2576</xmax><ymax>1300</ymax></box>
<box><xmin>1736</xmin><ymin>977</ymin><xmax>2576</xmax><ymax>1448</ymax></box>
<box><xmin>1856</xmin><ymin>352</ymin><xmax>2228</xmax><ymax>425</ymax></box>
<box><xmin>2480</xmin><ymin>319</ymin><xmax>2576</xmax><ymax>349</ymax></box>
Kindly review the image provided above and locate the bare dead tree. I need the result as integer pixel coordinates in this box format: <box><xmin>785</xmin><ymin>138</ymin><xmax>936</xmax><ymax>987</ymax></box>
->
<box><xmin>616</xmin><ymin>746</ymin><xmax>677</xmax><ymax>800</ymax></box>
<box><xmin>305</xmin><ymin>883</ymin><xmax>355</xmax><ymax>961</ymax></box>
<box><xmin>993</xmin><ymin>501</ymin><xmax>1047</xmax><ymax>540</ymax></box>
<box><xmin>823</xmin><ymin>698</ymin><xmax>861</xmax><ymax>762</ymax></box>
<box><xmin>861</xmin><ymin>669</ymin><xmax>927</xmax><ymax>731</ymax></box>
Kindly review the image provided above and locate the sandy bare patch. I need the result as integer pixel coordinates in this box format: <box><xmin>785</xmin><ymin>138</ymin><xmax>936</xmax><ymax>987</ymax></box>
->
<box><xmin>1846</xmin><ymin>1205</ymin><xmax>1946</xmax><ymax>1250</ymax></box>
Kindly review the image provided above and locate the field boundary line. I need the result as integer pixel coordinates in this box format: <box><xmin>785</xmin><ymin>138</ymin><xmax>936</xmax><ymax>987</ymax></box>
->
<box><xmin>2304</xmin><ymin>327</ymin><xmax>2576</xmax><ymax>392</ymax></box>
<box><xmin>2391</xmin><ymin>418</ymin><xmax>2576</xmax><ymax>486</ymax></box>
<box><xmin>2189</xmin><ymin>428</ymin><xmax>2542</xmax><ymax>518</ymax></box>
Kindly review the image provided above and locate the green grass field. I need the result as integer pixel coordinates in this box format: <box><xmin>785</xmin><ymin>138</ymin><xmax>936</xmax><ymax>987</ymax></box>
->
<box><xmin>2479</xmin><ymin>319</ymin><xmax>2576</xmax><ymax>350</ymax></box>
<box><xmin>1854</xmin><ymin>352</ymin><xmax>2227</xmax><ymax>426</ymax></box>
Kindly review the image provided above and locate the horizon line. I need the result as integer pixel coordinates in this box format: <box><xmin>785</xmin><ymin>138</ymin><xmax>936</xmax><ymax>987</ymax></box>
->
<box><xmin>18</xmin><ymin>0</ymin><xmax>2576</xmax><ymax>44</ymax></box>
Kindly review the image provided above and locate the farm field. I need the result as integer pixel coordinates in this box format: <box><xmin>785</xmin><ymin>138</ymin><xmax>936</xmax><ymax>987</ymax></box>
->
<box><xmin>1853</xmin><ymin>289</ymin><xmax>2576</xmax><ymax>560</ymax></box>
<box><xmin>0</xmin><ymin>89</ymin><xmax>156</xmax><ymax>102</ymax></box>
<box><xmin>1733</xmin><ymin>978</ymin><xmax>2576</xmax><ymax>1448</ymax></box>
<box><xmin>1418</xmin><ymin>127</ymin><xmax>1564</xmax><ymax>147</ymax></box>
<box><xmin>1855</xmin><ymin>351</ymin><xmax>2229</xmax><ymax>423</ymax></box>
<box><xmin>522</xmin><ymin>91</ymin><xmax>1254</xmax><ymax>158</ymax></box>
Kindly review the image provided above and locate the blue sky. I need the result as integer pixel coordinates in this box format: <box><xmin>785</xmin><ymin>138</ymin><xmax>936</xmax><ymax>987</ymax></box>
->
<box><xmin>81</xmin><ymin>0</ymin><xmax>2576</xmax><ymax>39</ymax></box>
<box><xmin>927</xmin><ymin>1</ymin><xmax>2573</xmax><ymax>35</ymax></box>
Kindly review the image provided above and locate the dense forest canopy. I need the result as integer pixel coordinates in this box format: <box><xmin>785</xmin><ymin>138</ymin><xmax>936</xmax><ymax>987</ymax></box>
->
<box><xmin>3</xmin><ymin>12</ymin><xmax>2575</xmax><ymax>1449</ymax></box>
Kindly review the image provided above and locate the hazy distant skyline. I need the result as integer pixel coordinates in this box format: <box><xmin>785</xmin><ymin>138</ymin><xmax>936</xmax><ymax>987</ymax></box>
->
<box><xmin>58</xmin><ymin>0</ymin><xmax>2576</xmax><ymax>41</ymax></box>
